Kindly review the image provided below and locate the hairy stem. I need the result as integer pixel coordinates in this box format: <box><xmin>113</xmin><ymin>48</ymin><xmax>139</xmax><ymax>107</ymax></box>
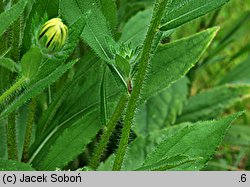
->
<box><xmin>89</xmin><ymin>94</ymin><xmax>128</xmax><ymax>169</ymax></box>
<box><xmin>112</xmin><ymin>0</ymin><xmax>169</xmax><ymax>171</ymax></box>
<box><xmin>7</xmin><ymin>112</ymin><xmax>18</xmax><ymax>160</ymax></box>
<box><xmin>22</xmin><ymin>98</ymin><xmax>36</xmax><ymax>162</ymax></box>
<box><xmin>0</xmin><ymin>77</ymin><xmax>27</xmax><ymax>104</ymax></box>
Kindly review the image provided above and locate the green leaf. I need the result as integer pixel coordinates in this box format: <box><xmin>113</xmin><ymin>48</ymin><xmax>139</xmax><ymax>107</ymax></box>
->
<box><xmin>119</xmin><ymin>8</ymin><xmax>152</xmax><ymax>49</ymax></box>
<box><xmin>0</xmin><ymin>0</ymin><xmax>28</xmax><ymax>38</ymax></box>
<box><xmin>60</xmin><ymin>15</ymin><xmax>87</xmax><ymax>58</ymax></box>
<box><xmin>0</xmin><ymin>57</ymin><xmax>20</xmax><ymax>73</ymax></box>
<box><xmin>160</xmin><ymin>0</ymin><xmax>229</xmax><ymax>31</ymax></box>
<box><xmin>35</xmin><ymin>55</ymin><xmax>99</xmax><ymax>135</ymax></box>
<box><xmin>38</xmin><ymin>0</ymin><xmax>59</xmax><ymax>18</ymax></box>
<box><xmin>115</xmin><ymin>54</ymin><xmax>131</xmax><ymax>79</ymax></box>
<box><xmin>177</xmin><ymin>84</ymin><xmax>250</xmax><ymax>123</ymax></box>
<box><xmin>16</xmin><ymin>104</ymin><xmax>32</xmax><ymax>161</ymax></box>
<box><xmin>29</xmin><ymin>56</ymin><xmax>122</xmax><ymax>170</ymax></box>
<box><xmin>120</xmin><ymin>123</ymin><xmax>194</xmax><ymax>171</ymax></box>
<box><xmin>142</xmin><ymin>113</ymin><xmax>241</xmax><ymax>170</ymax></box>
<box><xmin>219</xmin><ymin>58</ymin><xmax>250</xmax><ymax>85</ymax></box>
<box><xmin>141</xmin><ymin>27</ymin><xmax>219</xmax><ymax>102</ymax></box>
<box><xmin>98</xmin><ymin>0</ymin><xmax>117</xmax><ymax>30</ymax></box>
<box><xmin>107</xmin><ymin>63</ymin><xmax>127</xmax><ymax>91</ymax></box>
<box><xmin>31</xmin><ymin>110</ymin><xmax>102</xmax><ymax>170</ymax></box>
<box><xmin>20</xmin><ymin>46</ymin><xmax>42</xmax><ymax>79</ymax></box>
<box><xmin>60</xmin><ymin>0</ymin><xmax>116</xmax><ymax>61</ymax></box>
<box><xmin>36</xmin><ymin>59</ymin><xmax>105</xmax><ymax>136</ymax></box>
<box><xmin>0</xmin><ymin>159</ymin><xmax>35</xmax><ymax>171</ymax></box>
<box><xmin>136</xmin><ymin>154</ymin><xmax>197</xmax><ymax>171</ymax></box>
<box><xmin>134</xmin><ymin>77</ymin><xmax>188</xmax><ymax>136</ymax></box>
<box><xmin>29</xmin><ymin>57</ymin><xmax>104</xmax><ymax>168</ymax></box>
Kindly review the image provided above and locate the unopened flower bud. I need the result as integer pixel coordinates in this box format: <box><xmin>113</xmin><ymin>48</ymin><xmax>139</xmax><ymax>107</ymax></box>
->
<box><xmin>39</xmin><ymin>18</ymin><xmax>68</xmax><ymax>50</ymax></box>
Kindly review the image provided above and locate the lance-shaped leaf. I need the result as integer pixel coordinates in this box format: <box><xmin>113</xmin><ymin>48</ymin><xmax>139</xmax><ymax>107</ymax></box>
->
<box><xmin>142</xmin><ymin>113</ymin><xmax>241</xmax><ymax>170</ymax></box>
<box><xmin>98</xmin><ymin>0</ymin><xmax>117</xmax><ymax>30</ymax></box>
<box><xmin>160</xmin><ymin>0</ymin><xmax>229</xmax><ymax>31</ymax></box>
<box><xmin>30</xmin><ymin>110</ymin><xmax>102</xmax><ymax>170</ymax></box>
<box><xmin>20</xmin><ymin>46</ymin><xmax>42</xmax><ymax>79</ymax></box>
<box><xmin>134</xmin><ymin>77</ymin><xmax>189</xmax><ymax>136</ymax></box>
<box><xmin>141</xmin><ymin>27</ymin><xmax>219</xmax><ymax>103</ymax></box>
<box><xmin>29</xmin><ymin>56</ymin><xmax>121</xmax><ymax>170</ymax></box>
<box><xmin>119</xmin><ymin>9</ymin><xmax>152</xmax><ymax>49</ymax></box>
<box><xmin>60</xmin><ymin>0</ymin><xmax>116</xmax><ymax>62</ymax></box>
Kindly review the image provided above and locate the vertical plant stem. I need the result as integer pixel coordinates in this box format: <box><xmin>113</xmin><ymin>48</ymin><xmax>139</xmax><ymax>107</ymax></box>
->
<box><xmin>89</xmin><ymin>94</ymin><xmax>128</xmax><ymax>169</ymax></box>
<box><xmin>3</xmin><ymin>0</ymin><xmax>22</xmax><ymax>162</ymax></box>
<box><xmin>11</xmin><ymin>0</ymin><xmax>21</xmax><ymax>62</ymax></box>
<box><xmin>0</xmin><ymin>77</ymin><xmax>27</xmax><ymax>104</ymax></box>
<box><xmin>112</xmin><ymin>0</ymin><xmax>169</xmax><ymax>171</ymax></box>
<box><xmin>7</xmin><ymin>112</ymin><xmax>18</xmax><ymax>160</ymax></box>
<box><xmin>22</xmin><ymin>98</ymin><xmax>36</xmax><ymax>162</ymax></box>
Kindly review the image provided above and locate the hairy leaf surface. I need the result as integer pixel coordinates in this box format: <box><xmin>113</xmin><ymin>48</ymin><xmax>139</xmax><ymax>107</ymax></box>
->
<box><xmin>141</xmin><ymin>27</ymin><xmax>218</xmax><ymax>102</ymax></box>
<box><xmin>31</xmin><ymin>110</ymin><xmax>101</xmax><ymax>170</ymax></box>
<box><xmin>134</xmin><ymin>77</ymin><xmax>188</xmax><ymax>136</ymax></box>
<box><xmin>60</xmin><ymin>0</ymin><xmax>116</xmax><ymax>62</ymax></box>
<box><xmin>142</xmin><ymin>113</ymin><xmax>240</xmax><ymax>170</ymax></box>
<box><xmin>0</xmin><ymin>159</ymin><xmax>34</xmax><ymax>171</ymax></box>
<box><xmin>160</xmin><ymin>0</ymin><xmax>229</xmax><ymax>30</ymax></box>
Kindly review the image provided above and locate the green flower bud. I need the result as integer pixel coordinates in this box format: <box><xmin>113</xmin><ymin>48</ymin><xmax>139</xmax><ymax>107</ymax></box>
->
<box><xmin>39</xmin><ymin>18</ymin><xmax>68</xmax><ymax>50</ymax></box>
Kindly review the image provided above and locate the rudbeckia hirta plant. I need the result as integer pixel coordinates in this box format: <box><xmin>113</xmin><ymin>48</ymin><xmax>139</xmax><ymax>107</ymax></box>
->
<box><xmin>0</xmin><ymin>0</ymin><xmax>250</xmax><ymax>172</ymax></box>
